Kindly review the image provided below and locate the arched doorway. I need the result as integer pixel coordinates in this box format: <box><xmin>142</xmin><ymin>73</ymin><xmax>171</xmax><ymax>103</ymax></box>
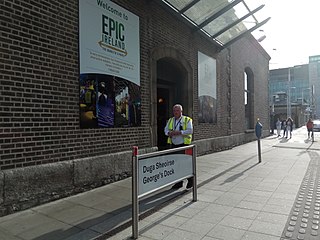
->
<box><xmin>156</xmin><ymin>58</ymin><xmax>186</xmax><ymax>149</ymax></box>
<box><xmin>150</xmin><ymin>47</ymin><xmax>193</xmax><ymax>149</ymax></box>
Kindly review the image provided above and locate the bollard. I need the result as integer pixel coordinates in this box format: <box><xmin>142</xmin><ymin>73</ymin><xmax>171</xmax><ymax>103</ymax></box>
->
<box><xmin>257</xmin><ymin>139</ymin><xmax>261</xmax><ymax>163</ymax></box>
<box><xmin>312</xmin><ymin>129</ymin><xmax>314</xmax><ymax>143</ymax></box>
<box><xmin>255</xmin><ymin>119</ymin><xmax>262</xmax><ymax>163</ymax></box>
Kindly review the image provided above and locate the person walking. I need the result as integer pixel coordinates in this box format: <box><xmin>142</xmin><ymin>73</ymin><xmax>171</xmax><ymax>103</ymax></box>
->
<box><xmin>276</xmin><ymin>118</ymin><xmax>282</xmax><ymax>137</ymax></box>
<box><xmin>281</xmin><ymin>119</ymin><xmax>287</xmax><ymax>138</ymax></box>
<box><xmin>306</xmin><ymin>118</ymin><xmax>314</xmax><ymax>139</ymax></box>
<box><xmin>286</xmin><ymin>117</ymin><xmax>293</xmax><ymax>138</ymax></box>
<box><xmin>164</xmin><ymin>104</ymin><xmax>193</xmax><ymax>189</ymax></box>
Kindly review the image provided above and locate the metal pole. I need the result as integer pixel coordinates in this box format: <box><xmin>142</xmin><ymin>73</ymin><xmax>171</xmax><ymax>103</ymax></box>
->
<box><xmin>271</xmin><ymin>99</ymin><xmax>275</xmax><ymax>134</ymax></box>
<box><xmin>287</xmin><ymin>68</ymin><xmax>290</xmax><ymax>119</ymax></box>
<box><xmin>132</xmin><ymin>146</ymin><xmax>139</xmax><ymax>239</ymax></box>
<box><xmin>257</xmin><ymin>139</ymin><xmax>261</xmax><ymax>163</ymax></box>
<box><xmin>288</xmin><ymin>68</ymin><xmax>291</xmax><ymax>118</ymax></box>
<box><xmin>302</xmin><ymin>88</ymin><xmax>311</xmax><ymax>124</ymax></box>
<box><xmin>192</xmin><ymin>145</ymin><xmax>197</xmax><ymax>202</ymax></box>
<box><xmin>311</xmin><ymin>85</ymin><xmax>315</xmax><ymax>119</ymax></box>
<box><xmin>302</xmin><ymin>90</ymin><xmax>305</xmax><ymax>124</ymax></box>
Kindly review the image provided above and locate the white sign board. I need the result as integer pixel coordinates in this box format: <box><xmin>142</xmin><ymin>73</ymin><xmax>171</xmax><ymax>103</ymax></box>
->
<box><xmin>138</xmin><ymin>154</ymin><xmax>192</xmax><ymax>195</ymax></box>
<box><xmin>79</xmin><ymin>0</ymin><xmax>140</xmax><ymax>85</ymax></box>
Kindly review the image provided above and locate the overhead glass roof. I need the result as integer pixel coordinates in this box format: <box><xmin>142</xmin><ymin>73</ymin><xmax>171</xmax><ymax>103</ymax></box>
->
<box><xmin>160</xmin><ymin>0</ymin><xmax>270</xmax><ymax>49</ymax></box>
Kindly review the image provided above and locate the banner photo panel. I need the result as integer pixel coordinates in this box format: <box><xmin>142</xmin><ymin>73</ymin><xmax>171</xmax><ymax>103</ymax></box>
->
<box><xmin>79</xmin><ymin>74</ymin><xmax>141</xmax><ymax>128</ymax></box>
<box><xmin>198</xmin><ymin>52</ymin><xmax>217</xmax><ymax>124</ymax></box>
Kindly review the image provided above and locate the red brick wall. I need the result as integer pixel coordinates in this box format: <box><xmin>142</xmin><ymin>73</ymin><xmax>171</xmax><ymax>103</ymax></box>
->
<box><xmin>0</xmin><ymin>0</ymin><xmax>270</xmax><ymax>215</ymax></box>
<box><xmin>230</xmin><ymin>37</ymin><xmax>270</xmax><ymax>133</ymax></box>
<box><xmin>0</xmin><ymin>0</ymin><xmax>150</xmax><ymax>170</ymax></box>
<box><xmin>0</xmin><ymin>0</ymin><xmax>270</xmax><ymax>170</ymax></box>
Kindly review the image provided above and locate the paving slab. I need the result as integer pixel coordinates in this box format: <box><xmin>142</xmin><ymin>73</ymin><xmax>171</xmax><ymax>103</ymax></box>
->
<box><xmin>281</xmin><ymin>150</ymin><xmax>320</xmax><ymax>239</ymax></box>
<box><xmin>105</xmin><ymin>127</ymin><xmax>320</xmax><ymax>239</ymax></box>
<box><xmin>0</xmin><ymin>127</ymin><xmax>320</xmax><ymax>240</ymax></box>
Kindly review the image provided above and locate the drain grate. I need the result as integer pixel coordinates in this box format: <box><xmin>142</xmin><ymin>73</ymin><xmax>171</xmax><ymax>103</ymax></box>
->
<box><xmin>281</xmin><ymin>151</ymin><xmax>320</xmax><ymax>240</ymax></box>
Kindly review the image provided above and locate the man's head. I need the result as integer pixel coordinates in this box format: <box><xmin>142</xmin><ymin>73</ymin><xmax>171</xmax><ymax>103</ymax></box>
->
<box><xmin>173</xmin><ymin>104</ymin><xmax>183</xmax><ymax>119</ymax></box>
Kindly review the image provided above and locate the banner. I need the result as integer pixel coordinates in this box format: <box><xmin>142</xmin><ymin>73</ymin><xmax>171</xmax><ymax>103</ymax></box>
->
<box><xmin>79</xmin><ymin>0</ymin><xmax>141</xmax><ymax>128</ymax></box>
<box><xmin>198</xmin><ymin>52</ymin><xmax>217</xmax><ymax>124</ymax></box>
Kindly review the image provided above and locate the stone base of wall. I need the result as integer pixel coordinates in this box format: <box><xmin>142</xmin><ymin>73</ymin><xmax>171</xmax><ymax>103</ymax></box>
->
<box><xmin>194</xmin><ymin>130</ymin><xmax>263</xmax><ymax>155</ymax></box>
<box><xmin>0</xmin><ymin>147</ymin><xmax>157</xmax><ymax>217</ymax></box>
<box><xmin>0</xmin><ymin>131</ymin><xmax>267</xmax><ymax>217</ymax></box>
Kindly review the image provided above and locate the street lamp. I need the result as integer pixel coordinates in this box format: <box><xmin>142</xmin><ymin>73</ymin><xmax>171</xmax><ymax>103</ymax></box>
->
<box><xmin>301</xmin><ymin>88</ymin><xmax>311</xmax><ymax>123</ymax></box>
<box><xmin>311</xmin><ymin>85</ymin><xmax>315</xmax><ymax>119</ymax></box>
<box><xmin>286</xmin><ymin>67</ymin><xmax>297</xmax><ymax>119</ymax></box>
<box><xmin>287</xmin><ymin>86</ymin><xmax>295</xmax><ymax>119</ymax></box>
<box><xmin>302</xmin><ymin>88</ymin><xmax>311</xmax><ymax>105</ymax></box>
<box><xmin>270</xmin><ymin>94</ymin><xmax>277</xmax><ymax>134</ymax></box>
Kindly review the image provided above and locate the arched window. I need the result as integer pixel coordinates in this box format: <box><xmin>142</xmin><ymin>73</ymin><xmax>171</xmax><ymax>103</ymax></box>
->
<box><xmin>244</xmin><ymin>68</ymin><xmax>254</xmax><ymax>129</ymax></box>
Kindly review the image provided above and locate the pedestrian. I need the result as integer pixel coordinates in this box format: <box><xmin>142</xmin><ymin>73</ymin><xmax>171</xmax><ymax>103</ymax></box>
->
<box><xmin>281</xmin><ymin>119</ymin><xmax>287</xmax><ymax>137</ymax></box>
<box><xmin>164</xmin><ymin>104</ymin><xmax>193</xmax><ymax>189</ymax></box>
<box><xmin>286</xmin><ymin>117</ymin><xmax>293</xmax><ymax>138</ymax></box>
<box><xmin>306</xmin><ymin>118</ymin><xmax>314</xmax><ymax>139</ymax></box>
<box><xmin>276</xmin><ymin>118</ymin><xmax>281</xmax><ymax>137</ymax></box>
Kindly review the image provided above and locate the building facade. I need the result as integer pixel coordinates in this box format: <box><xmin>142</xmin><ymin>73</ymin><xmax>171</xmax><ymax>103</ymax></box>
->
<box><xmin>269</xmin><ymin>55</ymin><xmax>320</xmax><ymax>127</ymax></box>
<box><xmin>0</xmin><ymin>0</ymin><xmax>270</xmax><ymax>216</ymax></box>
<box><xmin>309</xmin><ymin>55</ymin><xmax>320</xmax><ymax>117</ymax></box>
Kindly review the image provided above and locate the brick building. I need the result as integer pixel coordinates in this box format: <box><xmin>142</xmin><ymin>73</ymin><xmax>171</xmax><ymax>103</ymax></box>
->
<box><xmin>0</xmin><ymin>0</ymin><xmax>270</xmax><ymax>215</ymax></box>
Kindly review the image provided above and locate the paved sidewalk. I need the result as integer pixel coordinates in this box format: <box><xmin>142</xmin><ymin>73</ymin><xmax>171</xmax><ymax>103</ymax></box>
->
<box><xmin>0</xmin><ymin>127</ymin><xmax>319</xmax><ymax>240</ymax></box>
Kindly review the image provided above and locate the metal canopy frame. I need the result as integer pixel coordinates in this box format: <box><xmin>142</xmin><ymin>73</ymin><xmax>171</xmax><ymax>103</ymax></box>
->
<box><xmin>160</xmin><ymin>0</ymin><xmax>270</xmax><ymax>49</ymax></box>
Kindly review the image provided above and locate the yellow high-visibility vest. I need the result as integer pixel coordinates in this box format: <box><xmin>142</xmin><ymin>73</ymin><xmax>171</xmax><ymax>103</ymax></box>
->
<box><xmin>167</xmin><ymin>116</ymin><xmax>192</xmax><ymax>144</ymax></box>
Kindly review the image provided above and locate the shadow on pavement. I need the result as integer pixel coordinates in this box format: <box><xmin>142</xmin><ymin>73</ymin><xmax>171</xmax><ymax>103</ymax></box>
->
<box><xmin>265</xmin><ymin>135</ymin><xmax>280</xmax><ymax>140</ymax></box>
<box><xmin>31</xmin><ymin>187</ymin><xmax>185</xmax><ymax>240</ymax></box>
<box><xmin>279</xmin><ymin>137</ymin><xmax>289</xmax><ymax>143</ymax></box>
<box><xmin>97</xmin><ymin>188</ymin><xmax>188</xmax><ymax>239</ymax></box>
<box><xmin>220</xmin><ymin>162</ymin><xmax>260</xmax><ymax>185</ymax></box>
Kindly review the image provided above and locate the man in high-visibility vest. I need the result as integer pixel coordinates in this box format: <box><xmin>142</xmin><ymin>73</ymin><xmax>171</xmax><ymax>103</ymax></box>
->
<box><xmin>164</xmin><ymin>104</ymin><xmax>193</xmax><ymax>189</ymax></box>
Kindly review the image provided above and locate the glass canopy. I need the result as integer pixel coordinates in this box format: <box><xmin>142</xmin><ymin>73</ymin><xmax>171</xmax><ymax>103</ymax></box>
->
<box><xmin>160</xmin><ymin>0</ymin><xmax>270</xmax><ymax>49</ymax></box>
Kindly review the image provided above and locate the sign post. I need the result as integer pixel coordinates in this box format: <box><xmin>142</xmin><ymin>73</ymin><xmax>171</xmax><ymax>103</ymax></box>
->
<box><xmin>132</xmin><ymin>146</ymin><xmax>139</xmax><ymax>240</ymax></box>
<box><xmin>255</xmin><ymin>119</ymin><xmax>262</xmax><ymax>163</ymax></box>
<box><xmin>131</xmin><ymin>145</ymin><xmax>196</xmax><ymax>239</ymax></box>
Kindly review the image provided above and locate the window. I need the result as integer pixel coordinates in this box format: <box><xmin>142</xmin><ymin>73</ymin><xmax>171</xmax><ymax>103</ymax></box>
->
<box><xmin>244</xmin><ymin>68</ymin><xmax>254</xmax><ymax>129</ymax></box>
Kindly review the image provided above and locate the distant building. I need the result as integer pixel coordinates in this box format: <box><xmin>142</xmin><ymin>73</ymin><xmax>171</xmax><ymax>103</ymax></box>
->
<box><xmin>309</xmin><ymin>55</ymin><xmax>320</xmax><ymax>117</ymax></box>
<box><xmin>269</xmin><ymin>55</ymin><xmax>320</xmax><ymax>125</ymax></box>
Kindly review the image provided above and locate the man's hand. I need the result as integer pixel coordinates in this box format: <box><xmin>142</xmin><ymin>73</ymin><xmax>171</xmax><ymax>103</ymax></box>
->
<box><xmin>168</xmin><ymin>130</ymin><xmax>181</xmax><ymax>137</ymax></box>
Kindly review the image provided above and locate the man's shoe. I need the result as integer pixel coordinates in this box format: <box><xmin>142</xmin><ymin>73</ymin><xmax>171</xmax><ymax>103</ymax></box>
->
<box><xmin>171</xmin><ymin>182</ymin><xmax>183</xmax><ymax>189</ymax></box>
<box><xmin>186</xmin><ymin>179</ymin><xmax>193</xmax><ymax>189</ymax></box>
